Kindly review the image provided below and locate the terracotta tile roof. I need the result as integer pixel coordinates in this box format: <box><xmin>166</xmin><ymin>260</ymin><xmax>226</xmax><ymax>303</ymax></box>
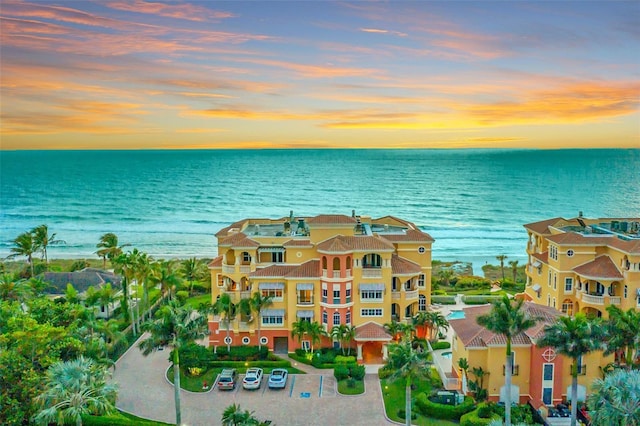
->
<box><xmin>546</xmin><ymin>233</ymin><xmax>614</xmax><ymax>246</ymax></box>
<box><xmin>531</xmin><ymin>251</ymin><xmax>548</xmax><ymax>263</ymax></box>
<box><xmin>285</xmin><ymin>260</ymin><xmax>321</xmax><ymax>278</ymax></box>
<box><xmin>380</xmin><ymin>228</ymin><xmax>435</xmax><ymax>243</ymax></box>
<box><xmin>524</xmin><ymin>217</ymin><xmax>564</xmax><ymax>234</ymax></box>
<box><xmin>449</xmin><ymin>302</ymin><xmax>562</xmax><ymax>348</ymax></box>
<box><xmin>219</xmin><ymin>232</ymin><xmax>260</xmax><ymax>248</ymax></box>
<box><xmin>306</xmin><ymin>214</ymin><xmax>357</xmax><ymax>225</ymax></box>
<box><xmin>215</xmin><ymin>220</ymin><xmax>247</xmax><ymax>237</ymax></box>
<box><xmin>248</xmin><ymin>260</ymin><xmax>321</xmax><ymax>278</ymax></box>
<box><xmin>573</xmin><ymin>255</ymin><xmax>623</xmax><ymax>280</ymax></box>
<box><xmin>354</xmin><ymin>321</ymin><xmax>393</xmax><ymax>341</ymax></box>
<box><xmin>317</xmin><ymin>235</ymin><xmax>395</xmax><ymax>252</ymax></box>
<box><xmin>249</xmin><ymin>264</ymin><xmax>297</xmax><ymax>278</ymax></box>
<box><xmin>374</xmin><ymin>215</ymin><xmax>413</xmax><ymax>227</ymax></box>
<box><xmin>283</xmin><ymin>239</ymin><xmax>313</xmax><ymax>247</ymax></box>
<box><xmin>391</xmin><ymin>254</ymin><xmax>422</xmax><ymax>275</ymax></box>
<box><xmin>208</xmin><ymin>256</ymin><xmax>223</xmax><ymax>268</ymax></box>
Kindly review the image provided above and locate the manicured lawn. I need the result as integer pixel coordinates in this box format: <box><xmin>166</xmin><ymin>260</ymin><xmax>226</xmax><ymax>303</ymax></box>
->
<box><xmin>184</xmin><ymin>293</ymin><xmax>211</xmax><ymax>310</ymax></box>
<box><xmin>84</xmin><ymin>410</ymin><xmax>172</xmax><ymax>425</ymax></box>
<box><xmin>167</xmin><ymin>366</ymin><xmax>221</xmax><ymax>392</ymax></box>
<box><xmin>337</xmin><ymin>378</ymin><xmax>364</xmax><ymax>395</ymax></box>
<box><xmin>381</xmin><ymin>375</ymin><xmax>458</xmax><ymax>426</ymax></box>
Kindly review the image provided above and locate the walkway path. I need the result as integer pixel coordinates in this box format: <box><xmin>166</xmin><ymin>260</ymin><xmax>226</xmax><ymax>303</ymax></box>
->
<box><xmin>113</xmin><ymin>338</ymin><xmax>394</xmax><ymax>426</ymax></box>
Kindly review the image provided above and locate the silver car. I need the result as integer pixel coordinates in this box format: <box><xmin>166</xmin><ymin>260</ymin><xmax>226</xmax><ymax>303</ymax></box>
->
<box><xmin>242</xmin><ymin>367</ymin><xmax>264</xmax><ymax>390</ymax></box>
<box><xmin>268</xmin><ymin>369</ymin><xmax>288</xmax><ymax>389</ymax></box>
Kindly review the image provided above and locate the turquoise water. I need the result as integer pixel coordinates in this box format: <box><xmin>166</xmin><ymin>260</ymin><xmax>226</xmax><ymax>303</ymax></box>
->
<box><xmin>1</xmin><ymin>149</ymin><xmax>638</xmax><ymax>265</ymax></box>
<box><xmin>446</xmin><ymin>311</ymin><xmax>466</xmax><ymax>320</ymax></box>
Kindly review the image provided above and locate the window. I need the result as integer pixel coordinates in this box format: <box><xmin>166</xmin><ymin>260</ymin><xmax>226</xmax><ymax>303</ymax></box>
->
<box><xmin>624</xmin><ymin>285</ymin><xmax>628</xmax><ymax>298</ymax></box>
<box><xmin>361</xmin><ymin>308</ymin><xmax>383</xmax><ymax>317</ymax></box>
<box><xmin>261</xmin><ymin>314</ymin><xmax>283</xmax><ymax>326</ymax></box>
<box><xmin>242</xmin><ymin>336</ymin><xmax>250</xmax><ymax>345</ymax></box>
<box><xmin>566</xmin><ymin>249</ymin><xmax>574</xmax><ymax>257</ymax></box>
<box><xmin>333</xmin><ymin>288</ymin><xmax>340</xmax><ymax>304</ymax></box>
<box><xmin>418</xmin><ymin>274</ymin><xmax>425</xmax><ymax>287</ymax></box>
<box><xmin>419</xmin><ymin>294</ymin><xmax>427</xmax><ymax>311</ymax></box>
<box><xmin>361</xmin><ymin>290</ymin><xmax>383</xmax><ymax>300</ymax></box>
<box><xmin>242</xmin><ymin>252</ymin><xmax>251</xmax><ymax>263</ymax></box>
<box><xmin>271</xmin><ymin>251</ymin><xmax>284</xmax><ymax>263</ymax></box>
<box><xmin>322</xmin><ymin>311</ymin><xmax>328</xmax><ymax>324</ymax></box>
<box><xmin>564</xmin><ymin>277</ymin><xmax>573</xmax><ymax>293</ymax></box>
<box><xmin>547</xmin><ymin>294</ymin><xmax>551</xmax><ymax>306</ymax></box>
<box><xmin>552</xmin><ymin>297</ymin><xmax>556</xmax><ymax>308</ymax></box>
<box><xmin>550</xmin><ymin>245</ymin><xmax>558</xmax><ymax>261</ymax></box>
<box><xmin>404</xmin><ymin>279</ymin><xmax>412</xmax><ymax>291</ymax></box>
<box><xmin>553</xmin><ymin>274</ymin><xmax>557</xmax><ymax>290</ymax></box>
<box><xmin>543</xmin><ymin>388</ymin><xmax>553</xmax><ymax>405</ymax></box>
<box><xmin>595</xmin><ymin>282</ymin><xmax>605</xmax><ymax>296</ymax></box>
<box><xmin>418</xmin><ymin>246</ymin><xmax>426</xmax><ymax>254</ymax></box>
<box><xmin>542</xmin><ymin>363</ymin><xmax>554</xmax><ymax>405</ymax></box>
<box><xmin>301</xmin><ymin>340</ymin><xmax>310</xmax><ymax>351</ymax></box>
<box><xmin>346</xmin><ymin>310</ymin><xmax>351</xmax><ymax>325</ymax></box>
<box><xmin>333</xmin><ymin>312</ymin><xmax>340</xmax><ymax>326</ymax></box>
<box><xmin>261</xmin><ymin>289</ymin><xmax>283</xmax><ymax>301</ymax></box>
<box><xmin>543</xmin><ymin>364</ymin><xmax>554</xmax><ymax>381</ymax></box>
<box><xmin>362</xmin><ymin>253</ymin><xmax>382</xmax><ymax>268</ymax></box>
<box><xmin>345</xmin><ymin>287</ymin><xmax>351</xmax><ymax>303</ymax></box>
<box><xmin>297</xmin><ymin>290</ymin><xmax>313</xmax><ymax>305</ymax></box>
<box><xmin>322</xmin><ymin>287</ymin><xmax>328</xmax><ymax>303</ymax></box>
<box><xmin>548</xmin><ymin>271</ymin><xmax>552</xmax><ymax>287</ymax></box>
<box><xmin>561</xmin><ymin>301</ymin><xmax>573</xmax><ymax>316</ymax></box>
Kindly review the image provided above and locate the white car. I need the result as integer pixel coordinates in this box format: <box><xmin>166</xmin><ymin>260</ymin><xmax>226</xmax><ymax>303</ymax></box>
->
<box><xmin>242</xmin><ymin>367</ymin><xmax>264</xmax><ymax>390</ymax></box>
<box><xmin>268</xmin><ymin>369</ymin><xmax>288</xmax><ymax>389</ymax></box>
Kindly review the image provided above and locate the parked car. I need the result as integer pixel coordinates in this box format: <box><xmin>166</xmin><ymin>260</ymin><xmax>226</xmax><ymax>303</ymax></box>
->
<box><xmin>268</xmin><ymin>368</ymin><xmax>288</xmax><ymax>389</ymax></box>
<box><xmin>242</xmin><ymin>367</ymin><xmax>264</xmax><ymax>390</ymax></box>
<box><xmin>217</xmin><ymin>369</ymin><xmax>237</xmax><ymax>391</ymax></box>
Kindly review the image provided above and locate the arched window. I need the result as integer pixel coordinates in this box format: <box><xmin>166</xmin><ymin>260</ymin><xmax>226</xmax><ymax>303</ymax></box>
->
<box><xmin>322</xmin><ymin>256</ymin><xmax>327</xmax><ymax>270</ymax></box>
<box><xmin>346</xmin><ymin>256</ymin><xmax>351</xmax><ymax>269</ymax></box>
<box><xmin>418</xmin><ymin>295</ymin><xmax>426</xmax><ymax>311</ymax></box>
<box><xmin>561</xmin><ymin>299</ymin><xmax>573</xmax><ymax>316</ymax></box>
<box><xmin>333</xmin><ymin>312</ymin><xmax>340</xmax><ymax>326</ymax></box>
<box><xmin>333</xmin><ymin>257</ymin><xmax>340</xmax><ymax>271</ymax></box>
<box><xmin>362</xmin><ymin>253</ymin><xmax>382</xmax><ymax>268</ymax></box>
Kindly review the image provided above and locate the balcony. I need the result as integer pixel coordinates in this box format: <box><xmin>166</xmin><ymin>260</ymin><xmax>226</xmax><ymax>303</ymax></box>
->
<box><xmin>578</xmin><ymin>292</ymin><xmax>621</xmax><ymax>306</ymax></box>
<box><xmin>239</xmin><ymin>265</ymin><xmax>251</xmax><ymax>274</ymax></box>
<box><xmin>405</xmin><ymin>289</ymin><xmax>419</xmax><ymax>300</ymax></box>
<box><xmin>222</xmin><ymin>264</ymin><xmax>235</xmax><ymax>274</ymax></box>
<box><xmin>362</xmin><ymin>268</ymin><xmax>382</xmax><ymax>278</ymax></box>
<box><xmin>391</xmin><ymin>291</ymin><xmax>401</xmax><ymax>300</ymax></box>
<box><xmin>240</xmin><ymin>291</ymin><xmax>252</xmax><ymax>300</ymax></box>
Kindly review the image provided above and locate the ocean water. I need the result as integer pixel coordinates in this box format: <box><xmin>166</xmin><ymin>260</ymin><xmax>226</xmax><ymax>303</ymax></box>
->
<box><xmin>1</xmin><ymin>149</ymin><xmax>638</xmax><ymax>272</ymax></box>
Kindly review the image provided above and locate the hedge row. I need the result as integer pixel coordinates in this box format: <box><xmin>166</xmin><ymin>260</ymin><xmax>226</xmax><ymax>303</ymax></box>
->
<box><xmin>415</xmin><ymin>394</ymin><xmax>475</xmax><ymax>420</ymax></box>
<box><xmin>462</xmin><ymin>296</ymin><xmax>503</xmax><ymax>305</ymax></box>
<box><xmin>208</xmin><ymin>360</ymin><xmax>291</xmax><ymax>369</ymax></box>
<box><xmin>431</xmin><ymin>296</ymin><xmax>457</xmax><ymax>305</ymax></box>
<box><xmin>459</xmin><ymin>404</ymin><xmax>501</xmax><ymax>426</ymax></box>
<box><xmin>431</xmin><ymin>341</ymin><xmax>451</xmax><ymax>350</ymax></box>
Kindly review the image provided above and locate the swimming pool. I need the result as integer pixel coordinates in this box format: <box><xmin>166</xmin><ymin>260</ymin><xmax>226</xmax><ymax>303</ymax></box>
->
<box><xmin>446</xmin><ymin>310</ymin><xmax>466</xmax><ymax>320</ymax></box>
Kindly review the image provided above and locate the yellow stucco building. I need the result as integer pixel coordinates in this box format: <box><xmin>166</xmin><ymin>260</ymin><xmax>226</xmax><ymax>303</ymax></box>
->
<box><xmin>208</xmin><ymin>212</ymin><xmax>434</xmax><ymax>362</ymax></box>
<box><xmin>449</xmin><ymin>215</ymin><xmax>639</xmax><ymax>413</ymax></box>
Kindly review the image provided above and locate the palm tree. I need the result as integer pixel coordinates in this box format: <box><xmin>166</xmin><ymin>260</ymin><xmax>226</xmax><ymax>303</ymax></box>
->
<box><xmin>331</xmin><ymin>324</ymin><xmax>357</xmax><ymax>355</ymax></box>
<box><xmin>604</xmin><ymin>305</ymin><xmax>640</xmax><ymax>367</ymax></box>
<box><xmin>306</xmin><ymin>321</ymin><xmax>326</xmax><ymax>353</ymax></box>
<box><xmin>8</xmin><ymin>231</ymin><xmax>38</xmax><ymax>277</ymax></box>
<box><xmin>538</xmin><ymin>313</ymin><xmax>605</xmax><ymax>426</ymax></box>
<box><xmin>95</xmin><ymin>233</ymin><xmax>128</xmax><ymax>270</ymax></box>
<box><xmin>477</xmin><ymin>295</ymin><xmax>537</xmax><ymax>426</ymax></box>
<box><xmin>150</xmin><ymin>260</ymin><xmax>182</xmax><ymax>301</ymax></box>
<box><xmin>496</xmin><ymin>254</ymin><xmax>508</xmax><ymax>282</ymax></box>
<box><xmin>33</xmin><ymin>356</ymin><xmax>117</xmax><ymax>426</ymax></box>
<box><xmin>385</xmin><ymin>336</ymin><xmax>431</xmax><ymax>426</ymax></box>
<box><xmin>438</xmin><ymin>268</ymin><xmax>455</xmax><ymax>286</ymax></box>
<box><xmin>291</xmin><ymin>319</ymin><xmax>310</xmax><ymax>352</ymax></box>
<box><xmin>384</xmin><ymin>320</ymin><xmax>404</xmax><ymax>342</ymax></box>
<box><xmin>588</xmin><ymin>368</ymin><xmax>640</xmax><ymax>426</ymax></box>
<box><xmin>221</xmin><ymin>403</ymin><xmax>270</xmax><ymax>426</ymax></box>
<box><xmin>343</xmin><ymin>324</ymin><xmax>356</xmax><ymax>355</ymax></box>
<box><xmin>133</xmin><ymin>250</ymin><xmax>153</xmax><ymax>322</ymax></box>
<box><xmin>470</xmin><ymin>366</ymin><xmax>489</xmax><ymax>401</ymax></box>
<box><xmin>98</xmin><ymin>283</ymin><xmax>117</xmax><ymax>318</ymax></box>
<box><xmin>139</xmin><ymin>301</ymin><xmax>209</xmax><ymax>426</ymax></box>
<box><xmin>430</xmin><ymin>311</ymin><xmax>449</xmax><ymax>342</ymax></box>
<box><xmin>412</xmin><ymin>311</ymin><xmax>430</xmax><ymax>340</ymax></box>
<box><xmin>31</xmin><ymin>224</ymin><xmax>65</xmax><ymax>269</ymax></box>
<box><xmin>508</xmin><ymin>260</ymin><xmax>519</xmax><ymax>284</ymax></box>
<box><xmin>0</xmin><ymin>274</ymin><xmax>33</xmax><ymax>302</ymax></box>
<box><xmin>181</xmin><ymin>257</ymin><xmax>206</xmax><ymax>295</ymax></box>
<box><xmin>112</xmin><ymin>251</ymin><xmax>137</xmax><ymax>335</ymax></box>
<box><xmin>248</xmin><ymin>292</ymin><xmax>273</xmax><ymax>350</ymax></box>
<box><xmin>213</xmin><ymin>293</ymin><xmax>236</xmax><ymax>351</ymax></box>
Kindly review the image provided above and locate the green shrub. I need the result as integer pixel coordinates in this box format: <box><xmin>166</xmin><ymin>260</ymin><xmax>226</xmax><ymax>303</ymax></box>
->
<box><xmin>312</xmin><ymin>349</ymin><xmax>336</xmax><ymax>367</ymax></box>
<box><xmin>70</xmin><ymin>259</ymin><xmax>90</xmax><ymax>271</ymax></box>
<box><xmin>511</xmin><ymin>404</ymin><xmax>535</xmax><ymax>425</ymax></box>
<box><xmin>212</xmin><ymin>345</ymin><xmax>268</xmax><ymax>361</ymax></box>
<box><xmin>175</xmin><ymin>290</ymin><xmax>189</xmax><ymax>304</ymax></box>
<box><xmin>397</xmin><ymin>409</ymin><xmax>417</xmax><ymax>420</ymax></box>
<box><xmin>431</xmin><ymin>341</ymin><xmax>451</xmax><ymax>350</ymax></box>
<box><xmin>334</xmin><ymin>364</ymin><xmax>350</xmax><ymax>381</ymax></box>
<box><xmin>463</xmin><ymin>296</ymin><xmax>503</xmax><ymax>305</ymax></box>
<box><xmin>349</xmin><ymin>364</ymin><xmax>366</xmax><ymax>380</ymax></box>
<box><xmin>178</xmin><ymin>342</ymin><xmax>214</xmax><ymax>370</ymax></box>
<box><xmin>431</xmin><ymin>295</ymin><xmax>457</xmax><ymax>305</ymax></box>
<box><xmin>347</xmin><ymin>377</ymin><xmax>356</xmax><ymax>388</ymax></box>
<box><xmin>459</xmin><ymin>406</ymin><xmax>500</xmax><ymax>426</ymax></box>
<box><xmin>334</xmin><ymin>355</ymin><xmax>356</xmax><ymax>364</ymax></box>
<box><xmin>378</xmin><ymin>367</ymin><xmax>393</xmax><ymax>379</ymax></box>
<box><xmin>455</xmin><ymin>276</ymin><xmax>491</xmax><ymax>290</ymax></box>
<box><xmin>415</xmin><ymin>394</ymin><xmax>475</xmax><ymax>420</ymax></box>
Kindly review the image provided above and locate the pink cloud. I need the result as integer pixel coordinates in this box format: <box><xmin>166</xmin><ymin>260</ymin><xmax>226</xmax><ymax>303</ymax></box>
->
<box><xmin>105</xmin><ymin>1</ymin><xmax>234</xmax><ymax>22</ymax></box>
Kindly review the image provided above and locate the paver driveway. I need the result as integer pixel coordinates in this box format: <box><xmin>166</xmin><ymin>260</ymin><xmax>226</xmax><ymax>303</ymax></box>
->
<box><xmin>113</xmin><ymin>340</ymin><xmax>393</xmax><ymax>426</ymax></box>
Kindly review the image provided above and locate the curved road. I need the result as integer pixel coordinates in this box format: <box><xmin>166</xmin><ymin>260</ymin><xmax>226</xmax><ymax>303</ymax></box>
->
<box><xmin>113</xmin><ymin>339</ymin><xmax>393</xmax><ymax>426</ymax></box>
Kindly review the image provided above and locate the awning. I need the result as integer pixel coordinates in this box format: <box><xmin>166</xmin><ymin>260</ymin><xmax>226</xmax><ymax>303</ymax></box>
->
<box><xmin>531</xmin><ymin>284</ymin><xmax>541</xmax><ymax>292</ymax></box>
<box><xmin>359</xmin><ymin>283</ymin><xmax>386</xmax><ymax>291</ymax></box>
<box><xmin>261</xmin><ymin>309</ymin><xmax>285</xmax><ymax>317</ymax></box>
<box><xmin>259</xmin><ymin>282</ymin><xmax>285</xmax><ymax>290</ymax></box>
<box><xmin>296</xmin><ymin>310</ymin><xmax>314</xmax><ymax>318</ymax></box>
<box><xmin>532</xmin><ymin>261</ymin><xmax>542</xmax><ymax>268</ymax></box>
<box><xmin>296</xmin><ymin>283</ymin><xmax>314</xmax><ymax>290</ymax></box>
<box><xmin>258</xmin><ymin>247</ymin><xmax>285</xmax><ymax>252</ymax></box>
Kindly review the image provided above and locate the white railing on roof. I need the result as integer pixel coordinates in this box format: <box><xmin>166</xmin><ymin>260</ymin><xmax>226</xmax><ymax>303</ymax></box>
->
<box><xmin>581</xmin><ymin>293</ymin><xmax>604</xmax><ymax>305</ymax></box>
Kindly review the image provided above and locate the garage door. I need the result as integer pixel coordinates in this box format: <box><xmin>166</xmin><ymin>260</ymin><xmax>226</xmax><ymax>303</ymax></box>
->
<box><xmin>274</xmin><ymin>337</ymin><xmax>288</xmax><ymax>354</ymax></box>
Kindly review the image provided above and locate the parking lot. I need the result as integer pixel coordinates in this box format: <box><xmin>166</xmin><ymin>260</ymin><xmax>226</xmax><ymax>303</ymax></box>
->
<box><xmin>113</xmin><ymin>339</ymin><xmax>391</xmax><ymax>425</ymax></box>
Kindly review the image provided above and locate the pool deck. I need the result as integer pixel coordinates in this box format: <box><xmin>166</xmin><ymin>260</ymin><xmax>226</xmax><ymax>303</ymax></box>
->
<box><xmin>430</xmin><ymin>296</ymin><xmax>469</xmax><ymax>391</ymax></box>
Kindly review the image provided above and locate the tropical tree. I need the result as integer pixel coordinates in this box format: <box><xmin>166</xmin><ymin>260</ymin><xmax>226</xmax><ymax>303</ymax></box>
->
<box><xmin>508</xmin><ymin>260</ymin><xmax>519</xmax><ymax>284</ymax></box>
<box><xmin>588</xmin><ymin>368</ymin><xmax>640</xmax><ymax>426</ymax></box>
<box><xmin>139</xmin><ymin>301</ymin><xmax>209</xmax><ymax>426</ymax></box>
<box><xmin>538</xmin><ymin>313</ymin><xmax>605</xmax><ymax>426</ymax></box>
<box><xmin>95</xmin><ymin>233</ymin><xmax>128</xmax><ymax>270</ymax></box>
<box><xmin>604</xmin><ymin>305</ymin><xmax>640</xmax><ymax>367</ymax></box>
<box><xmin>385</xmin><ymin>336</ymin><xmax>431</xmax><ymax>426</ymax></box>
<box><xmin>65</xmin><ymin>283</ymin><xmax>81</xmax><ymax>304</ymax></box>
<box><xmin>477</xmin><ymin>295</ymin><xmax>537</xmax><ymax>426</ymax></box>
<box><xmin>248</xmin><ymin>292</ymin><xmax>273</xmax><ymax>349</ymax></box>
<box><xmin>0</xmin><ymin>274</ymin><xmax>33</xmax><ymax>302</ymax></box>
<box><xmin>8</xmin><ymin>231</ymin><xmax>38</xmax><ymax>277</ymax></box>
<box><xmin>150</xmin><ymin>260</ymin><xmax>182</xmax><ymax>301</ymax></box>
<box><xmin>212</xmin><ymin>293</ymin><xmax>236</xmax><ymax>351</ymax></box>
<box><xmin>31</xmin><ymin>224</ymin><xmax>65</xmax><ymax>269</ymax></box>
<box><xmin>97</xmin><ymin>283</ymin><xmax>117</xmax><ymax>318</ymax></box>
<box><xmin>438</xmin><ymin>268</ymin><xmax>455</xmax><ymax>286</ymax></box>
<box><xmin>291</xmin><ymin>319</ymin><xmax>310</xmax><ymax>352</ymax></box>
<box><xmin>384</xmin><ymin>320</ymin><xmax>404</xmax><ymax>342</ymax></box>
<box><xmin>306</xmin><ymin>321</ymin><xmax>326</xmax><ymax>353</ymax></box>
<box><xmin>181</xmin><ymin>257</ymin><xmax>206</xmax><ymax>295</ymax></box>
<box><xmin>133</xmin><ymin>250</ymin><xmax>153</xmax><ymax>322</ymax></box>
<box><xmin>33</xmin><ymin>356</ymin><xmax>117</xmax><ymax>426</ymax></box>
<box><xmin>496</xmin><ymin>254</ymin><xmax>508</xmax><ymax>282</ymax></box>
<box><xmin>112</xmin><ymin>251</ymin><xmax>137</xmax><ymax>335</ymax></box>
<box><xmin>430</xmin><ymin>311</ymin><xmax>449</xmax><ymax>341</ymax></box>
<box><xmin>469</xmin><ymin>366</ymin><xmax>489</xmax><ymax>401</ymax></box>
<box><xmin>221</xmin><ymin>403</ymin><xmax>270</xmax><ymax>426</ymax></box>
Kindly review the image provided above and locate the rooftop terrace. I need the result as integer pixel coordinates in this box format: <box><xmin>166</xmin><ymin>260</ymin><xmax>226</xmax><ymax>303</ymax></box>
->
<box><xmin>561</xmin><ymin>220</ymin><xmax>640</xmax><ymax>241</ymax></box>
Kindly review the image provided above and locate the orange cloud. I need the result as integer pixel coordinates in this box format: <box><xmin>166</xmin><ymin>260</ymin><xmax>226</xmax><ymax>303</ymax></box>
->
<box><xmin>360</xmin><ymin>27</ymin><xmax>407</xmax><ymax>37</ymax></box>
<box><xmin>105</xmin><ymin>1</ymin><xmax>235</xmax><ymax>22</ymax></box>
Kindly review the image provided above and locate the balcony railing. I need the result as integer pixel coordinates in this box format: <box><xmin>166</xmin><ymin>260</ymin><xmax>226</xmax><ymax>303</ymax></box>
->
<box><xmin>239</xmin><ymin>265</ymin><xmax>251</xmax><ymax>273</ymax></box>
<box><xmin>391</xmin><ymin>291</ymin><xmax>401</xmax><ymax>300</ymax></box>
<box><xmin>610</xmin><ymin>296</ymin><xmax>621</xmax><ymax>305</ymax></box>
<box><xmin>503</xmin><ymin>365</ymin><xmax>520</xmax><ymax>376</ymax></box>
<box><xmin>222</xmin><ymin>264</ymin><xmax>235</xmax><ymax>274</ymax></box>
<box><xmin>240</xmin><ymin>291</ymin><xmax>252</xmax><ymax>300</ymax></box>
<box><xmin>297</xmin><ymin>297</ymin><xmax>313</xmax><ymax>305</ymax></box>
<box><xmin>580</xmin><ymin>293</ymin><xmax>605</xmax><ymax>305</ymax></box>
<box><xmin>362</xmin><ymin>268</ymin><xmax>382</xmax><ymax>278</ymax></box>
<box><xmin>405</xmin><ymin>289</ymin><xmax>419</xmax><ymax>300</ymax></box>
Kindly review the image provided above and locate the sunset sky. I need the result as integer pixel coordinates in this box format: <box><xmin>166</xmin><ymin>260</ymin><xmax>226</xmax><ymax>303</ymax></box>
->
<box><xmin>1</xmin><ymin>1</ymin><xmax>639</xmax><ymax>150</ymax></box>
